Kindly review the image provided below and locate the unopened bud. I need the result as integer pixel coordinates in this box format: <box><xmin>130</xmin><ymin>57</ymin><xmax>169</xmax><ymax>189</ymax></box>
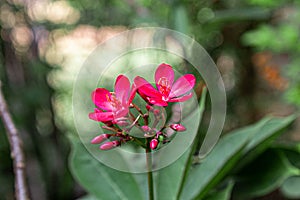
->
<box><xmin>146</xmin><ymin>104</ymin><xmax>153</xmax><ymax>111</ymax></box>
<box><xmin>170</xmin><ymin>124</ymin><xmax>186</xmax><ymax>132</ymax></box>
<box><xmin>150</xmin><ymin>139</ymin><xmax>159</xmax><ymax>150</ymax></box>
<box><xmin>100</xmin><ymin>141</ymin><xmax>120</xmax><ymax>150</ymax></box>
<box><xmin>141</xmin><ymin>125</ymin><xmax>151</xmax><ymax>132</ymax></box>
<box><xmin>104</xmin><ymin>121</ymin><xmax>113</xmax><ymax>126</ymax></box>
<box><xmin>153</xmin><ymin>109</ymin><xmax>160</xmax><ymax>116</ymax></box>
<box><xmin>91</xmin><ymin>134</ymin><xmax>110</xmax><ymax>144</ymax></box>
<box><xmin>158</xmin><ymin>135</ymin><xmax>164</xmax><ymax>142</ymax></box>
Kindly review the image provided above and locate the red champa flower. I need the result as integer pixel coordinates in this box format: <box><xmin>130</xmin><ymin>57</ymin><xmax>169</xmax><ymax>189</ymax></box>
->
<box><xmin>89</xmin><ymin>75</ymin><xmax>135</xmax><ymax>123</ymax></box>
<box><xmin>134</xmin><ymin>63</ymin><xmax>196</xmax><ymax>106</ymax></box>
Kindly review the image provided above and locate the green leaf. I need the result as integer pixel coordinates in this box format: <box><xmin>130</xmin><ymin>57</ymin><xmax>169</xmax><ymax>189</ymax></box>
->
<box><xmin>245</xmin><ymin>116</ymin><xmax>295</xmax><ymax>151</ymax></box>
<box><xmin>233</xmin><ymin>149</ymin><xmax>300</xmax><ymax>199</ymax></box>
<box><xmin>76</xmin><ymin>195</ymin><xmax>98</xmax><ymax>200</ymax></box>
<box><xmin>285</xmin><ymin>149</ymin><xmax>300</xmax><ymax>169</ymax></box>
<box><xmin>204</xmin><ymin>181</ymin><xmax>234</xmax><ymax>200</ymax></box>
<box><xmin>179</xmin><ymin>115</ymin><xmax>296</xmax><ymax>200</ymax></box>
<box><xmin>154</xmin><ymin>150</ymin><xmax>191</xmax><ymax>200</ymax></box>
<box><xmin>154</xmin><ymin>88</ymin><xmax>207</xmax><ymax>200</ymax></box>
<box><xmin>247</xmin><ymin>0</ymin><xmax>285</xmax><ymax>7</ymax></box>
<box><xmin>237</xmin><ymin>115</ymin><xmax>297</xmax><ymax>170</ymax></box>
<box><xmin>273</xmin><ymin>142</ymin><xmax>300</xmax><ymax>169</ymax></box>
<box><xmin>281</xmin><ymin>176</ymin><xmax>300</xmax><ymax>199</ymax></box>
<box><xmin>69</xmin><ymin>137</ymin><xmax>145</xmax><ymax>200</ymax></box>
<box><xmin>213</xmin><ymin>8</ymin><xmax>271</xmax><ymax>22</ymax></box>
<box><xmin>179</xmin><ymin>125</ymin><xmax>251</xmax><ymax>200</ymax></box>
<box><xmin>278</xmin><ymin>24</ymin><xmax>299</xmax><ymax>50</ymax></box>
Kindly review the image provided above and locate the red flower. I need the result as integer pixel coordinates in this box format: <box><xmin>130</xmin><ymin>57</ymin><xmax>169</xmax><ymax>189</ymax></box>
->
<box><xmin>89</xmin><ymin>75</ymin><xmax>135</xmax><ymax>123</ymax></box>
<box><xmin>134</xmin><ymin>63</ymin><xmax>196</xmax><ymax>106</ymax></box>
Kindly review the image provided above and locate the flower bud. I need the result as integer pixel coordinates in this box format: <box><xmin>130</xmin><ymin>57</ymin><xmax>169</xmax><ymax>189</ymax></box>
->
<box><xmin>153</xmin><ymin>109</ymin><xmax>160</xmax><ymax>116</ymax></box>
<box><xmin>150</xmin><ymin>139</ymin><xmax>158</xmax><ymax>150</ymax></box>
<box><xmin>146</xmin><ymin>104</ymin><xmax>153</xmax><ymax>111</ymax></box>
<box><xmin>141</xmin><ymin>125</ymin><xmax>151</xmax><ymax>132</ymax></box>
<box><xmin>158</xmin><ymin>135</ymin><xmax>164</xmax><ymax>142</ymax></box>
<box><xmin>100</xmin><ymin>141</ymin><xmax>120</xmax><ymax>150</ymax></box>
<box><xmin>170</xmin><ymin>124</ymin><xmax>186</xmax><ymax>132</ymax></box>
<box><xmin>104</xmin><ymin>121</ymin><xmax>113</xmax><ymax>127</ymax></box>
<box><xmin>91</xmin><ymin>134</ymin><xmax>110</xmax><ymax>144</ymax></box>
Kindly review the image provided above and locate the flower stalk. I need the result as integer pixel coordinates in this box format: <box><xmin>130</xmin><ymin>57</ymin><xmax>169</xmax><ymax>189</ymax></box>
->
<box><xmin>146</xmin><ymin>145</ymin><xmax>154</xmax><ymax>200</ymax></box>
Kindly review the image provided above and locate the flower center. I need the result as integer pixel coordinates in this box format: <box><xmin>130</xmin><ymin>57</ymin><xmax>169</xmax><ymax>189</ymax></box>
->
<box><xmin>158</xmin><ymin>77</ymin><xmax>171</xmax><ymax>99</ymax></box>
<box><xmin>106</xmin><ymin>93</ymin><xmax>122</xmax><ymax>110</ymax></box>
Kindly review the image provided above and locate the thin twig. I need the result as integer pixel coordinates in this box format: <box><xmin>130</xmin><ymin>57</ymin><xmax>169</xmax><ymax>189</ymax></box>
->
<box><xmin>131</xmin><ymin>103</ymin><xmax>149</xmax><ymax>125</ymax></box>
<box><xmin>0</xmin><ymin>81</ymin><xmax>30</xmax><ymax>200</ymax></box>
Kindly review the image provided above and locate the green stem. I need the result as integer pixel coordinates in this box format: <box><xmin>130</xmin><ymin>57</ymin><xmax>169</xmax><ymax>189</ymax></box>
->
<box><xmin>146</xmin><ymin>147</ymin><xmax>154</xmax><ymax>200</ymax></box>
<box><xmin>132</xmin><ymin>103</ymin><xmax>149</xmax><ymax>125</ymax></box>
<box><xmin>132</xmin><ymin>137</ymin><xmax>146</xmax><ymax>149</ymax></box>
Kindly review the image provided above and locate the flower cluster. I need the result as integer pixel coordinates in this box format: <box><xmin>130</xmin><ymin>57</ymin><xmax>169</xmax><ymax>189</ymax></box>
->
<box><xmin>89</xmin><ymin>63</ymin><xmax>196</xmax><ymax>150</ymax></box>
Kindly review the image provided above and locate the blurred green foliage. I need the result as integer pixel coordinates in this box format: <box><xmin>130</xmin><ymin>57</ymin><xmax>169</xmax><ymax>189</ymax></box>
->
<box><xmin>242</xmin><ymin>0</ymin><xmax>300</xmax><ymax>107</ymax></box>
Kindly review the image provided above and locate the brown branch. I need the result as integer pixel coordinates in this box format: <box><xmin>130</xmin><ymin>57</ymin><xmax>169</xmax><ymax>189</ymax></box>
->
<box><xmin>0</xmin><ymin>81</ymin><xmax>30</xmax><ymax>200</ymax></box>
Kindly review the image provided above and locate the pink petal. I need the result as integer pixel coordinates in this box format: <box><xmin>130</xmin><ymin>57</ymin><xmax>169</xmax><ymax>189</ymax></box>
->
<box><xmin>89</xmin><ymin>111</ymin><xmax>113</xmax><ymax>122</ymax></box>
<box><xmin>128</xmin><ymin>83</ymin><xmax>137</xmax><ymax>103</ymax></box>
<box><xmin>168</xmin><ymin>92</ymin><xmax>193</xmax><ymax>102</ymax></box>
<box><xmin>155</xmin><ymin>63</ymin><xmax>174</xmax><ymax>94</ymax></box>
<box><xmin>134</xmin><ymin>76</ymin><xmax>162</xmax><ymax>99</ymax></box>
<box><xmin>91</xmin><ymin>88</ymin><xmax>114</xmax><ymax>111</ymax></box>
<box><xmin>115</xmin><ymin>75</ymin><xmax>130</xmax><ymax>104</ymax></box>
<box><xmin>114</xmin><ymin>108</ymin><xmax>129</xmax><ymax>120</ymax></box>
<box><xmin>147</xmin><ymin>97</ymin><xmax>168</xmax><ymax>107</ymax></box>
<box><xmin>169</xmin><ymin>74</ymin><xmax>196</xmax><ymax>98</ymax></box>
